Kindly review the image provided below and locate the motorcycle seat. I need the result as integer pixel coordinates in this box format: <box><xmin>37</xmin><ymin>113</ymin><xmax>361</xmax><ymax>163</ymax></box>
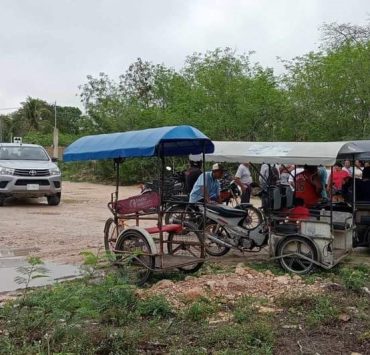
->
<box><xmin>206</xmin><ymin>204</ymin><xmax>247</xmax><ymax>218</ymax></box>
<box><xmin>168</xmin><ymin>194</ymin><xmax>189</xmax><ymax>202</ymax></box>
<box><xmin>236</xmin><ymin>203</ymin><xmax>253</xmax><ymax>209</ymax></box>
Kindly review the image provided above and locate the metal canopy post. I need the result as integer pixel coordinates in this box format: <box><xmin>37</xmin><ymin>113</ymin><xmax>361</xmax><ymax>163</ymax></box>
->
<box><xmin>201</xmin><ymin>142</ymin><xmax>207</xmax><ymax>258</ymax></box>
<box><xmin>159</xmin><ymin>145</ymin><xmax>165</xmax><ymax>268</ymax></box>
<box><xmin>113</xmin><ymin>157</ymin><xmax>123</xmax><ymax>227</ymax></box>
<box><xmin>351</xmin><ymin>155</ymin><xmax>356</xmax><ymax>242</ymax></box>
<box><xmin>330</xmin><ymin>166</ymin><xmax>333</xmax><ymax>232</ymax></box>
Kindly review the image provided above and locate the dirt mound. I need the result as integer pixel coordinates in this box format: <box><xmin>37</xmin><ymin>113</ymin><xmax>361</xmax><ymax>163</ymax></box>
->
<box><xmin>147</xmin><ymin>264</ymin><xmax>324</xmax><ymax>307</ymax></box>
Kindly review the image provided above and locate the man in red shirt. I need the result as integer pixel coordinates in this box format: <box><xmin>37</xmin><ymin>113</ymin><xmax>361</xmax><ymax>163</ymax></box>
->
<box><xmin>295</xmin><ymin>165</ymin><xmax>323</xmax><ymax>208</ymax></box>
<box><xmin>328</xmin><ymin>162</ymin><xmax>349</xmax><ymax>200</ymax></box>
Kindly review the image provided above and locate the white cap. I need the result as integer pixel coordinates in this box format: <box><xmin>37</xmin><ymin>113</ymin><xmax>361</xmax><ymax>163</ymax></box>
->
<box><xmin>212</xmin><ymin>163</ymin><xmax>224</xmax><ymax>171</ymax></box>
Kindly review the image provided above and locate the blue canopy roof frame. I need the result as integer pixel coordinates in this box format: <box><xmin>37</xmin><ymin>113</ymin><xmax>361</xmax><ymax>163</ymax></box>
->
<box><xmin>63</xmin><ymin>125</ymin><xmax>214</xmax><ymax>162</ymax></box>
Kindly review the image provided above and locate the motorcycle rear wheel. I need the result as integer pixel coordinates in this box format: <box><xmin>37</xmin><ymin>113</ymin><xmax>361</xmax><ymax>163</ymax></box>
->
<box><xmin>240</xmin><ymin>206</ymin><xmax>263</xmax><ymax>230</ymax></box>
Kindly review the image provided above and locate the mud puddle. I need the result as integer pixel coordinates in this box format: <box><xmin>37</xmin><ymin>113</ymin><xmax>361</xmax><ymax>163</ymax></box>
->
<box><xmin>0</xmin><ymin>247</ymin><xmax>81</xmax><ymax>293</ymax></box>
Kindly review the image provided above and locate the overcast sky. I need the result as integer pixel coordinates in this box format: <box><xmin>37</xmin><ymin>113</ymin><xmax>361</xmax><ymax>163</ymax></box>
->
<box><xmin>0</xmin><ymin>0</ymin><xmax>369</xmax><ymax>112</ymax></box>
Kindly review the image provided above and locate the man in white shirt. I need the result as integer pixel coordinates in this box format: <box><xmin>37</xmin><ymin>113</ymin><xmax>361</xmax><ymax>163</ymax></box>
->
<box><xmin>235</xmin><ymin>163</ymin><xmax>253</xmax><ymax>203</ymax></box>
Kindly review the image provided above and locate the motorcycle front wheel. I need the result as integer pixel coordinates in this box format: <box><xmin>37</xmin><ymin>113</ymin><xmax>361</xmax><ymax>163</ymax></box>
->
<box><xmin>204</xmin><ymin>222</ymin><xmax>231</xmax><ymax>257</ymax></box>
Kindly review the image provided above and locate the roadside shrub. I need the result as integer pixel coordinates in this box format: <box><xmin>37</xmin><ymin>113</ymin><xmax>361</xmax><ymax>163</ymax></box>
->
<box><xmin>183</xmin><ymin>298</ymin><xmax>216</xmax><ymax>322</ymax></box>
<box><xmin>339</xmin><ymin>266</ymin><xmax>369</xmax><ymax>291</ymax></box>
<box><xmin>137</xmin><ymin>295</ymin><xmax>173</xmax><ymax>318</ymax></box>
<box><xmin>201</xmin><ymin>323</ymin><xmax>274</xmax><ymax>354</ymax></box>
<box><xmin>305</xmin><ymin>296</ymin><xmax>339</xmax><ymax>327</ymax></box>
<box><xmin>233</xmin><ymin>296</ymin><xmax>259</xmax><ymax>323</ymax></box>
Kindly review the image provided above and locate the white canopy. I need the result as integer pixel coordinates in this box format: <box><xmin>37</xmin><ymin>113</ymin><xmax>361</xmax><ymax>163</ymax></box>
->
<box><xmin>199</xmin><ymin>141</ymin><xmax>365</xmax><ymax>165</ymax></box>
<box><xmin>352</xmin><ymin>140</ymin><xmax>370</xmax><ymax>160</ymax></box>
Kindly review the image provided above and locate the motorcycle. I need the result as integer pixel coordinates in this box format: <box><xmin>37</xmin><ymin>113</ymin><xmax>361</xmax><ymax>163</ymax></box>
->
<box><xmin>200</xmin><ymin>203</ymin><xmax>267</xmax><ymax>256</ymax></box>
<box><xmin>141</xmin><ymin>166</ymin><xmax>186</xmax><ymax>199</ymax></box>
<box><xmin>164</xmin><ymin>172</ymin><xmax>261</xmax><ymax>230</ymax></box>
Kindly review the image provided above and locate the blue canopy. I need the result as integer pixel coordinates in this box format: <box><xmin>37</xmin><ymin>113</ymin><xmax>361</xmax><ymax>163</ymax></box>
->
<box><xmin>63</xmin><ymin>125</ymin><xmax>214</xmax><ymax>162</ymax></box>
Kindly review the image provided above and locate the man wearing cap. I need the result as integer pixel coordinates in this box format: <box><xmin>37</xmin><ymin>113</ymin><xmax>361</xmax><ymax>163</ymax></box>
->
<box><xmin>189</xmin><ymin>163</ymin><xmax>224</xmax><ymax>203</ymax></box>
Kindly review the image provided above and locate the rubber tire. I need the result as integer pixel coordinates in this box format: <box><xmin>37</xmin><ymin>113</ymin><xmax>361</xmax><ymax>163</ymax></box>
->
<box><xmin>0</xmin><ymin>195</ymin><xmax>5</xmax><ymax>206</ymax></box>
<box><xmin>204</xmin><ymin>222</ymin><xmax>231</xmax><ymax>257</ymax></box>
<box><xmin>164</xmin><ymin>204</ymin><xmax>187</xmax><ymax>225</ymax></box>
<box><xmin>167</xmin><ymin>229</ymin><xmax>204</xmax><ymax>274</ymax></box>
<box><xmin>47</xmin><ymin>193</ymin><xmax>61</xmax><ymax>206</ymax></box>
<box><xmin>276</xmin><ymin>235</ymin><xmax>318</xmax><ymax>275</ymax></box>
<box><xmin>115</xmin><ymin>229</ymin><xmax>155</xmax><ymax>286</ymax></box>
<box><xmin>238</xmin><ymin>205</ymin><xmax>263</xmax><ymax>230</ymax></box>
<box><xmin>104</xmin><ymin>218</ymin><xmax>124</xmax><ymax>254</ymax></box>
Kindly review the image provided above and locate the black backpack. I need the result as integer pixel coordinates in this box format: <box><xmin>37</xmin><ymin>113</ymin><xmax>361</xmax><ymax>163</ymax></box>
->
<box><xmin>266</xmin><ymin>165</ymin><xmax>279</xmax><ymax>186</ymax></box>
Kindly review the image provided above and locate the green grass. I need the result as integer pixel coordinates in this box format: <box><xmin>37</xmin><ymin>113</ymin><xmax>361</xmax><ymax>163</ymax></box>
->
<box><xmin>1</xmin><ymin>260</ymin><xmax>370</xmax><ymax>354</ymax></box>
<box><xmin>200</xmin><ymin>322</ymin><xmax>274</xmax><ymax>355</ymax></box>
<box><xmin>183</xmin><ymin>297</ymin><xmax>218</xmax><ymax>322</ymax></box>
<box><xmin>276</xmin><ymin>293</ymin><xmax>339</xmax><ymax>328</ymax></box>
<box><xmin>338</xmin><ymin>264</ymin><xmax>370</xmax><ymax>291</ymax></box>
<box><xmin>248</xmin><ymin>261</ymin><xmax>286</xmax><ymax>275</ymax></box>
<box><xmin>232</xmin><ymin>296</ymin><xmax>267</xmax><ymax>323</ymax></box>
<box><xmin>137</xmin><ymin>295</ymin><xmax>173</xmax><ymax>318</ymax></box>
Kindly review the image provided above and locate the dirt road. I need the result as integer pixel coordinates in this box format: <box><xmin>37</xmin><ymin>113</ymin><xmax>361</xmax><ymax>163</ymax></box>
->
<box><xmin>0</xmin><ymin>181</ymin><xmax>138</xmax><ymax>263</ymax></box>
<box><xmin>0</xmin><ymin>181</ymin><xmax>267</xmax><ymax>266</ymax></box>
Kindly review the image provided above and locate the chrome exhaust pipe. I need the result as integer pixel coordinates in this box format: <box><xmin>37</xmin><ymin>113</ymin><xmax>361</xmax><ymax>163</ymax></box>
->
<box><xmin>207</xmin><ymin>234</ymin><xmax>234</xmax><ymax>248</ymax></box>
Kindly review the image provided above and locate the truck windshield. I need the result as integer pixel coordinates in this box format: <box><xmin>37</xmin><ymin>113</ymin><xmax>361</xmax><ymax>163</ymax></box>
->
<box><xmin>0</xmin><ymin>146</ymin><xmax>49</xmax><ymax>161</ymax></box>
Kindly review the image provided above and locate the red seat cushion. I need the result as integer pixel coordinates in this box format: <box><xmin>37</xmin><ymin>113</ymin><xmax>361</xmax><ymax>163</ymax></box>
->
<box><xmin>145</xmin><ymin>224</ymin><xmax>182</xmax><ymax>234</ymax></box>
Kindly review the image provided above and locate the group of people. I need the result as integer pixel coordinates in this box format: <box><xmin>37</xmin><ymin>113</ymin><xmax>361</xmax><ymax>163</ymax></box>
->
<box><xmin>185</xmin><ymin>160</ymin><xmax>253</xmax><ymax>204</ymax></box>
<box><xmin>184</xmin><ymin>159</ymin><xmax>370</xmax><ymax>210</ymax></box>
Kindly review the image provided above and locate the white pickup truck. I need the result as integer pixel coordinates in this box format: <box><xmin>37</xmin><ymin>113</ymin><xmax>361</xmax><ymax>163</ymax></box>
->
<box><xmin>0</xmin><ymin>143</ymin><xmax>62</xmax><ymax>206</ymax></box>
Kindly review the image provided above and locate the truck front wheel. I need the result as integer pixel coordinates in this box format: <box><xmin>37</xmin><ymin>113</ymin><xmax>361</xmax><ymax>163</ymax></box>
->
<box><xmin>47</xmin><ymin>193</ymin><xmax>61</xmax><ymax>206</ymax></box>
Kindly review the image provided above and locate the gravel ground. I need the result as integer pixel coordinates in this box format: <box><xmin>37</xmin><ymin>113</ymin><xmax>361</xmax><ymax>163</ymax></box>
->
<box><xmin>0</xmin><ymin>181</ymin><xmax>138</xmax><ymax>263</ymax></box>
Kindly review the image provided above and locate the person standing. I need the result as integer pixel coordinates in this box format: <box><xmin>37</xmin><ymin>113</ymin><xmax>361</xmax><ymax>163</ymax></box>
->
<box><xmin>259</xmin><ymin>163</ymin><xmax>280</xmax><ymax>209</ymax></box>
<box><xmin>184</xmin><ymin>160</ymin><xmax>202</xmax><ymax>194</ymax></box>
<box><xmin>235</xmin><ymin>163</ymin><xmax>253</xmax><ymax>203</ymax></box>
<box><xmin>318</xmin><ymin>165</ymin><xmax>328</xmax><ymax>200</ymax></box>
<box><xmin>279</xmin><ymin>164</ymin><xmax>294</xmax><ymax>185</ymax></box>
<box><xmin>343</xmin><ymin>160</ymin><xmax>352</xmax><ymax>175</ymax></box>
<box><xmin>327</xmin><ymin>162</ymin><xmax>350</xmax><ymax>197</ymax></box>
<box><xmin>295</xmin><ymin>165</ymin><xmax>323</xmax><ymax>208</ymax></box>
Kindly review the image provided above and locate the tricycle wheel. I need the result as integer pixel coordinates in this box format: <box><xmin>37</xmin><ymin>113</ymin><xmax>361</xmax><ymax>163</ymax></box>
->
<box><xmin>204</xmin><ymin>222</ymin><xmax>231</xmax><ymax>257</ymax></box>
<box><xmin>115</xmin><ymin>229</ymin><xmax>155</xmax><ymax>286</ymax></box>
<box><xmin>276</xmin><ymin>236</ymin><xmax>318</xmax><ymax>274</ymax></box>
<box><xmin>167</xmin><ymin>227</ymin><xmax>204</xmax><ymax>273</ymax></box>
<box><xmin>104</xmin><ymin>218</ymin><xmax>124</xmax><ymax>254</ymax></box>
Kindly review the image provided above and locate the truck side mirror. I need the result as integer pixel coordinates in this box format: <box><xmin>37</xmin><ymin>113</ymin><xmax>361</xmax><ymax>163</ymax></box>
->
<box><xmin>51</xmin><ymin>157</ymin><xmax>58</xmax><ymax>162</ymax></box>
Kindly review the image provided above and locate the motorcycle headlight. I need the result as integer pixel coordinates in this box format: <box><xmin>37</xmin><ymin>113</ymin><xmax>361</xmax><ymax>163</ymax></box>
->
<box><xmin>0</xmin><ymin>166</ymin><xmax>14</xmax><ymax>175</ymax></box>
<box><xmin>50</xmin><ymin>167</ymin><xmax>61</xmax><ymax>176</ymax></box>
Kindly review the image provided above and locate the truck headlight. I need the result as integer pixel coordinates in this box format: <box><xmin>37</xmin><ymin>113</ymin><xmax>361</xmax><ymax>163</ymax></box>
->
<box><xmin>0</xmin><ymin>166</ymin><xmax>14</xmax><ymax>175</ymax></box>
<box><xmin>50</xmin><ymin>168</ymin><xmax>61</xmax><ymax>176</ymax></box>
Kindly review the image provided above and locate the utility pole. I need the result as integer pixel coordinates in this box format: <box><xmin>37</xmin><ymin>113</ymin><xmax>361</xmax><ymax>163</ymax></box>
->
<box><xmin>53</xmin><ymin>101</ymin><xmax>59</xmax><ymax>159</ymax></box>
<box><xmin>0</xmin><ymin>116</ymin><xmax>3</xmax><ymax>142</ymax></box>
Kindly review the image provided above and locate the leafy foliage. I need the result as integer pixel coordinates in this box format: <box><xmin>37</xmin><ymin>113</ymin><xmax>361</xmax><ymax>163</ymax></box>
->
<box><xmin>2</xmin><ymin>21</ymin><xmax>370</xmax><ymax>184</ymax></box>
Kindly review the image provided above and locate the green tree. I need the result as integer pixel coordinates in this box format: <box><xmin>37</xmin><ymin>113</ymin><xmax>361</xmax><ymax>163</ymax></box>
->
<box><xmin>17</xmin><ymin>97</ymin><xmax>52</xmax><ymax>132</ymax></box>
<box><xmin>283</xmin><ymin>22</ymin><xmax>370</xmax><ymax>140</ymax></box>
